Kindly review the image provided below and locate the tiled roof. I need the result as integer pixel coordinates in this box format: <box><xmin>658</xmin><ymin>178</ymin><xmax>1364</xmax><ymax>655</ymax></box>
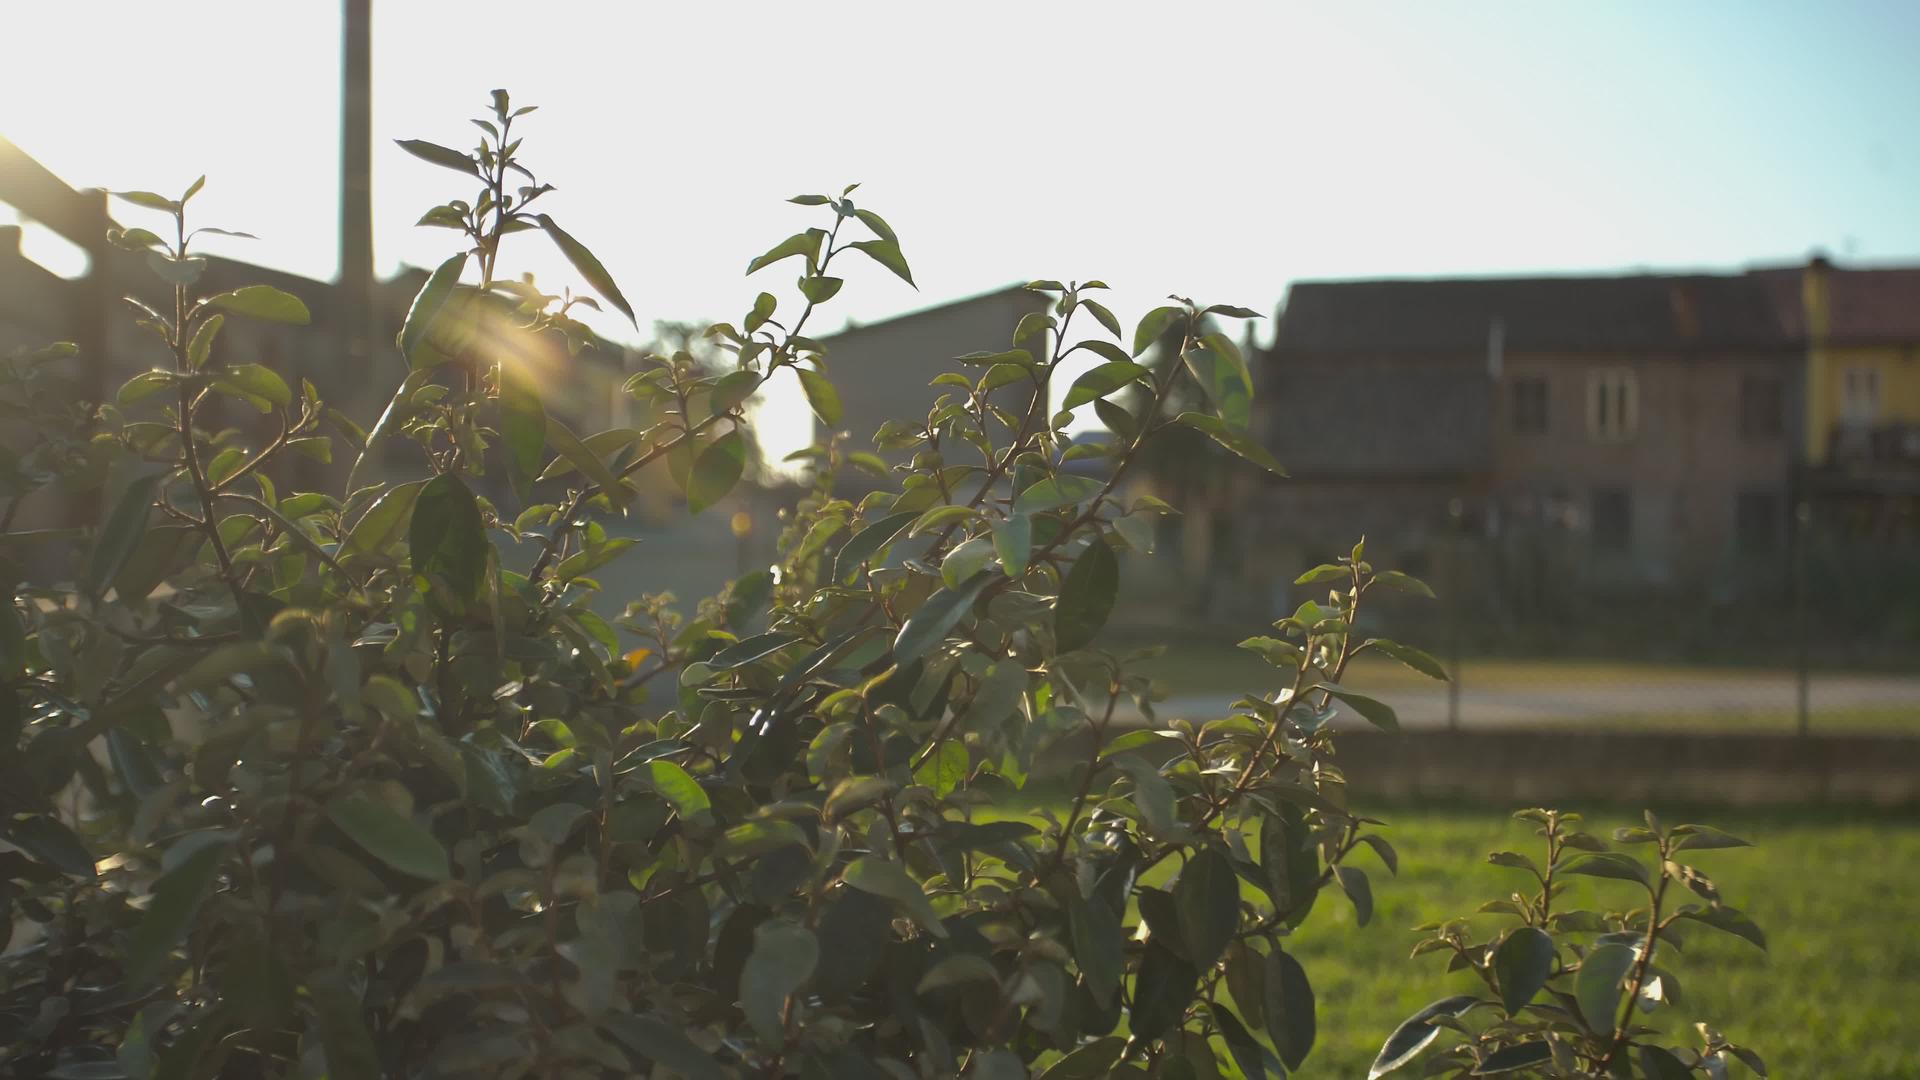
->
<box><xmin>1752</xmin><ymin>266</ymin><xmax>1920</xmax><ymax>343</ymax></box>
<box><xmin>1275</xmin><ymin>273</ymin><xmax>1790</xmax><ymax>353</ymax></box>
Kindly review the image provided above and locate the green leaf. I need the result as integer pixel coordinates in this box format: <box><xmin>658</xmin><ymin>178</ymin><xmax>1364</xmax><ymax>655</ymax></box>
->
<box><xmin>1322</xmin><ymin>684</ymin><xmax>1400</xmax><ymax>732</ymax></box>
<box><xmin>1224</xmin><ymin>941</ymin><xmax>1267</xmax><ymax>1030</ymax></box>
<box><xmin>1175</xmin><ymin>411</ymin><xmax>1286</xmax><ymax>475</ymax></box>
<box><xmin>310</xmin><ymin>967</ymin><xmax>381</xmax><ymax>1079</ymax></box>
<box><xmin>536</xmin><ymin>214</ymin><xmax>636</xmax><ymax>325</ymax></box>
<box><xmin>206</xmin><ymin>285</ymin><xmax>310</xmax><ymax>324</ymax></box>
<box><xmin>1367</xmin><ymin>639</ymin><xmax>1449</xmax><ymax>681</ymax></box>
<box><xmin>326</xmin><ymin>792</ymin><xmax>450</xmax><ymax>881</ymax></box>
<box><xmin>409</xmin><ymin>473</ymin><xmax>488</xmax><ymax>605</ymax></box>
<box><xmin>892</xmin><ymin>571</ymin><xmax>993</xmax><ymax>665</ymax></box>
<box><xmin>1472</xmin><ymin>1042</ymin><xmax>1553</xmax><ymax>1075</ymax></box>
<box><xmin>847</xmin><ymin>238</ymin><xmax>915</xmax><ymax>287</ymax></box>
<box><xmin>993</xmin><ymin>513</ymin><xmax>1032</xmax><ymax>577</ymax></box>
<box><xmin>344</xmin><ymin>479</ymin><xmax>428</xmax><ymax>557</ymax></box>
<box><xmin>114</xmin><ymin>189</ymin><xmax>178</xmax><ymax>212</ymax></box>
<box><xmin>1372</xmin><ymin>570</ymin><xmax>1436</xmax><ymax>598</ymax></box>
<box><xmin>745</xmin><ymin>291</ymin><xmax>777</xmax><ymax>333</ymax></box>
<box><xmin>913</xmin><ymin>740</ymin><xmax>969</xmax><ymax>797</ymax></box>
<box><xmin>116</xmin><ymin>370</ymin><xmax>174</xmax><ymax>407</ymax></box>
<box><xmin>1129</xmin><ymin>941</ymin><xmax>1198</xmax><ymax>1041</ymax></box>
<box><xmin>1173</xmin><ymin>847</ymin><xmax>1239</xmax><ymax>968</ymax></box>
<box><xmin>1068</xmin><ymin>894</ymin><xmax>1123</xmax><ymax>1006</ymax></box>
<box><xmin>113</xmin><ymin>525</ymin><xmax>199</xmax><ymax>603</ymax></box>
<box><xmin>852</xmin><ymin>207</ymin><xmax>897</xmax><ymax>242</ymax></box>
<box><xmin>215</xmin><ymin>363</ymin><xmax>292</xmax><ymax>409</ymax></box>
<box><xmin>798</xmin><ymin>368</ymin><xmax>842</xmax><ymax>427</ymax></box>
<box><xmin>1638</xmin><ymin>1046</ymin><xmax>1695</xmax><ymax>1080</ymax></box>
<box><xmin>915</xmin><ymin>954</ymin><xmax>998</xmax><ymax>994</ymax></box>
<box><xmin>6</xmin><ymin>815</ymin><xmax>98</xmax><ymax>878</ymax></box>
<box><xmin>544</xmin><ymin>415</ymin><xmax>628</xmax><ymax>506</ymax></box>
<box><xmin>1111</xmin><ymin>755</ymin><xmax>1184</xmax><ymax>841</ymax></box>
<box><xmin>1183</xmin><ymin>337</ymin><xmax>1252</xmax><ymax>429</ymax></box>
<box><xmin>85</xmin><ymin>474</ymin><xmax>161</xmax><ymax>599</ymax></box>
<box><xmin>395</xmin><ymin>138</ymin><xmax>479</xmax><ymax>175</ymax></box>
<box><xmin>348</xmin><ymin>368</ymin><xmax>435</xmax><ymax>490</ymax></box>
<box><xmin>687</xmin><ymin>430</ymin><xmax>747</xmax><ymax>513</ymax></box>
<box><xmin>1204</xmin><ymin>304</ymin><xmax>1263</xmax><ymax>319</ymax></box>
<box><xmin>1335</xmin><ymin>864</ymin><xmax>1374</xmax><ymax>925</ymax></box>
<box><xmin>400</xmin><ymin>252</ymin><xmax>467</xmax><ymax>366</ymax></box>
<box><xmin>499</xmin><ymin>363</ymin><xmax>546</xmax><ymax>496</ymax></box>
<box><xmin>842</xmin><ymin>856</ymin><xmax>947</xmax><ymax>937</ymax></box>
<box><xmin>833</xmin><ymin>510</ymin><xmax>917</xmax><ymax>583</ymax></box>
<box><xmin>1493</xmin><ymin>927</ymin><xmax>1555</xmax><ymax>1016</ymax></box>
<box><xmin>798</xmin><ymin>275</ymin><xmax>843</xmax><ymax>304</ymax></box>
<box><xmin>1062</xmin><ymin>360</ymin><xmax>1151</xmax><ymax>409</ymax></box>
<box><xmin>601</xmin><ymin>1013</ymin><xmax>725</xmax><ymax>1080</ymax></box>
<box><xmin>1294</xmin><ymin>563</ymin><xmax>1346</xmax><ymax>585</ymax></box>
<box><xmin>1672</xmin><ymin>825</ymin><xmax>1753</xmax><ymax>852</ymax></box>
<box><xmin>1574</xmin><ymin>942</ymin><xmax>1636</xmax><ymax>1033</ymax></box>
<box><xmin>954</xmin><ymin>347</ymin><xmax>1036</xmax><ymax>367</ymax></box>
<box><xmin>1679</xmin><ymin>904</ymin><xmax>1767</xmax><ymax>951</ymax></box>
<box><xmin>1054</xmin><ymin>540</ymin><xmax>1118</xmax><ymax>652</ymax></box>
<box><xmin>1259</xmin><ymin>803</ymin><xmax>1319</xmax><ymax>922</ymax></box>
<box><xmin>1264</xmin><ymin>947</ymin><xmax>1316</xmax><ymax>1071</ymax></box>
<box><xmin>1013</xmin><ymin>473</ymin><xmax>1103</xmax><ymax>515</ymax></box>
<box><xmin>1133</xmin><ymin>305</ymin><xmax>1183</xmax><ymax>356</ymax></box>
<box><xmin>1369</xmin><ymin>996</ymin><xmax>1479</xmax><ymax>1080</ymax></box>
<box><xmin>187</xmin><ymin>313</ymin><xmax>224</xmax><ymax>369</ymax></box>
<box><xmin>747</xmin><ymin>230</ymin><xmax>824</xmax><ymax>276</ymax></box>
<box><xmin>645</xmin><ymin>760</ymin><xmax>712</xmax><ymax>823</ymax></box>
<box><xmin>941</xmin><ymin>535</ymin><xmax>996</xmax><ymax>590</ymax></box>
<box><xmin>740</xmin><ymin>917</ymin><xmax>818</xmax><ymax>1043</ymax></box>
<box><xmin>1034</xmin><ymin>1037</ymin><xmax>1125</xmax><ymax>1080</ymax></box>
<box><xmin>1013</xmin><ymin>310</ymin><xmax>1053</xmax><ymax>346</ymax></box>
<box><xmin>1210</xmin><ymin>1003</ymin><xmax>1268</xmax><ymax>1080</ymax></box>
<box><xmin>1081</xmin><ymin>298</ymin><xmax>1124</xmax><ymax>340</ymax></box>
<box><xmin>1562</xmin><ymin>852</ymin><xmax>1649</xmax><ymax>886</ymax></box>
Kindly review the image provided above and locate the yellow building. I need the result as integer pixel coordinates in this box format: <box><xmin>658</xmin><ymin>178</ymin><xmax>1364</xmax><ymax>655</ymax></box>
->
<box><xmin>1779</xmin><ymin>259</ymin><xmax>1920</xmax><ymax>466</ymax></box>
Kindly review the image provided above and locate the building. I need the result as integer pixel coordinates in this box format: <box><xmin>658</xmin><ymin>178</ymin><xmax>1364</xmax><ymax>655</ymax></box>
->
<box><xmin>813</xmin><ymin>284</ymin><xmax>1051</xmax><ymax>465</ymax></box>
<box><xmin>1757</xmin><ymin>259</ymin><xmax>1920</xmax><ymax>541</ymax></box>
<box><xmin>1246</xmin><ymin>272</ymin><xmax>1800</xmax><ymax>602</ymax></box>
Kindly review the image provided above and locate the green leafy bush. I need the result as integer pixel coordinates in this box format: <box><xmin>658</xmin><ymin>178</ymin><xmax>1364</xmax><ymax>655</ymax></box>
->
<box><xmin>0</xmin><ymin>94</ymin><xmax>1763</xmax><ymax>1079</ymax></box>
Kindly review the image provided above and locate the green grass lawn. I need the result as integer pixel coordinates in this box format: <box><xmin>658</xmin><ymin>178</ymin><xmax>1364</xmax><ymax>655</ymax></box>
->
<box><xmin>1269</xmin><ymin>802</ymin><xmax>1920</xmax><ymax>1078</ymax></box>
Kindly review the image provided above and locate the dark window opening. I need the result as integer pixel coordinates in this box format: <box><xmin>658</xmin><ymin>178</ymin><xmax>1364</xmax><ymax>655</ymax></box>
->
<box><xmin>1592</xmin><ymin>488</ymin><xmax>1631</xmax><ymax>551</ymax></box>
<box><xmin>1510</xmin><ymin>376</ymin><xmax>1549</xmax><ymax>434</ymax></box>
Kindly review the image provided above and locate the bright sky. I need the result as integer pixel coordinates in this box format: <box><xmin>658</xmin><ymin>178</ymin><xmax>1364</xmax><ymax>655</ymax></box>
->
<box><xmin>5</xmin><ymin>0</ymin><xmax>1919</xmax><ymax>461</ymax></box>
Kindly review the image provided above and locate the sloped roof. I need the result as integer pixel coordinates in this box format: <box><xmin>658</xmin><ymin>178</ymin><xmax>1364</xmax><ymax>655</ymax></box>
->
<box><xmin>1752</xmin><ymin>266</ymin><xmax>1920</xmax><ymax>344</ymax></box>
<box><xmin>1275</xmin><ymin>273</ymin><xmax>1789</xmax><ymax>354</ymax></box>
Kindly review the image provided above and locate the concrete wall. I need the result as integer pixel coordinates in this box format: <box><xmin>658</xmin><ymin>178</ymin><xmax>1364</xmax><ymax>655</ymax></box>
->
<box><xmin>1339</xmin><ymin>729</ymin><xmax>1920</xmax><ymax>807</ymax></box>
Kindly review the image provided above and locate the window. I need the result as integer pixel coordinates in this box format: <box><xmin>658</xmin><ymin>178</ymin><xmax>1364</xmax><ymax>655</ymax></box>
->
<box><xmin>1510</xmin><ymin>376</ymin><xmax>1549</xmax><ymax>434</ymax></box>
<box><xmin>1586</xmin><ymin>368</ymin><xmax>1639</xmax><ymax>441</ymax></box>
<box><xmin>1591</xmin><ymin>488</ymin><xmax>1631</xmax><ymax>551</ymax></box>
<box><xmin>1841</xmin><ymin>367</ymin><xmax>1881</xmax><ymax>425</ymax></box>
<box><xmin>1735</xmin><ymin>491</ymin><xmax>1781</xmax><ymax>556</ymax></box>
<box><xmin>1739</xmin><ymin>374</ymin><xmax>1784</xmax><ymax>440</ymax></box>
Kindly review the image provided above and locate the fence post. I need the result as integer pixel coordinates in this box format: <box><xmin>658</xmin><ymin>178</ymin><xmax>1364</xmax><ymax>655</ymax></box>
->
<box><xmin>1447</xmin><ymin>498</ymin><xmax>1464</xmax><ymax>731</ymax></box>
<box><xmin>1794</xmin><ymin>500</ymin><xmax>1811</xmax><ymax>736</ymax></box>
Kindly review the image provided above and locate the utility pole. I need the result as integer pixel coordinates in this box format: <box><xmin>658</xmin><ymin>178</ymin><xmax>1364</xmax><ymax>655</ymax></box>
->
<box><xmin>340</xmin><ymin>0</ymin><xmax>374</xmax><ymax>367</ymax></box>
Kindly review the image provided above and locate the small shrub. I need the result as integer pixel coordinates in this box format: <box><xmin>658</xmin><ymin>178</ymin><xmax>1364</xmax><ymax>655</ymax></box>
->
<box><xmin>0</xmin><ymin>93</ymin><xmax>1761</xmax><ymax>1079</ymax></box>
